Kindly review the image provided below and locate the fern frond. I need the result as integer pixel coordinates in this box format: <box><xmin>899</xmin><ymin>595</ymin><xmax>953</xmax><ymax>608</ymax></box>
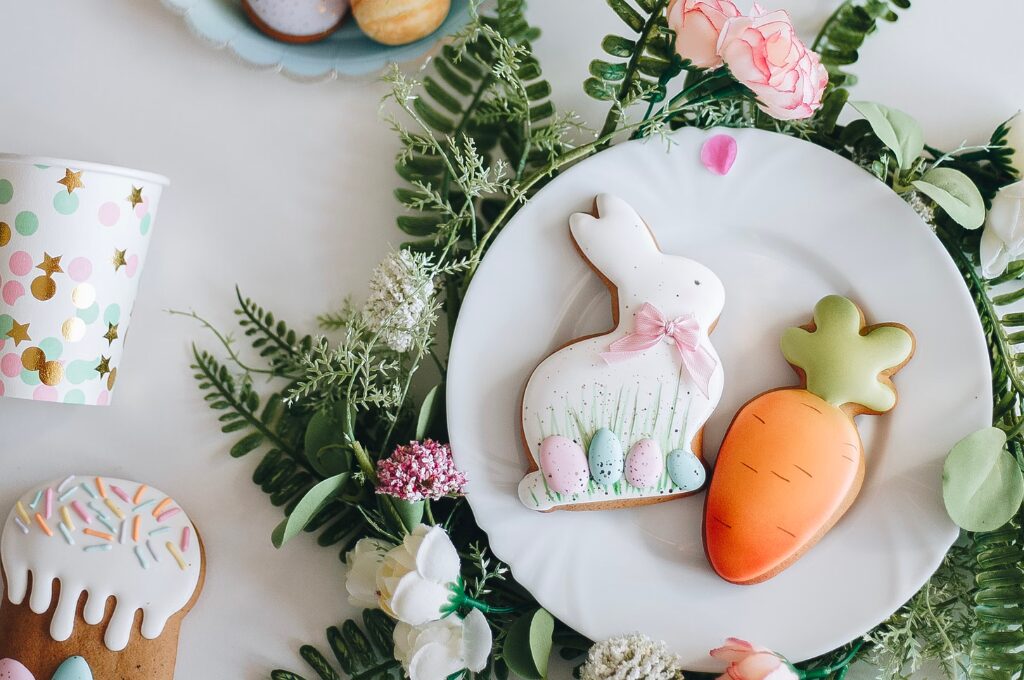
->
<box><xmin>812</xmin><ymin>0</ymin><xmax>910</xmax><ymax>89</ymax></box>
<box><xmin>235</xmin><ymin>286</ymin><xmax>314</xmax><ymax>373</ymax></box>
<box><xmin>271</xmin><ymin>610</ymin><xmax>403</xmax><ymax>680</ymax></box>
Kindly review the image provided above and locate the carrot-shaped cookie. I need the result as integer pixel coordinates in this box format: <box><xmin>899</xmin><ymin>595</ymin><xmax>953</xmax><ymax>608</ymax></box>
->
<box><xmin>703</xmin><ymin>295</ymin><xmax>914</xmax><ymax>584</ymax></box>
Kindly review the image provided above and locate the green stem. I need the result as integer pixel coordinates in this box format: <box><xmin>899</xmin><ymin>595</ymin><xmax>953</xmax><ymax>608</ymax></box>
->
<box><xmin>425</xmin><ymin>499</ymin><xmax>436</xmax><ymax>525</ymax></box>
<box><xmin>800</xmin><ymin>640</ymin><xmax>865</xmax><ymax>679</ymax></box>
<box><xmin>460</xmin><ymin>594</ymin><xmax>518</xmax><ymax>614</ymax></box>
<box><xmin>352</xmin><ymin>440</ymin><xmax>379</xmax><ymax>485</ymax></box>
<box><xmin>172</xmin><ymin>309</ymin><xmax>282</xmax><ymax>377</ymax></box>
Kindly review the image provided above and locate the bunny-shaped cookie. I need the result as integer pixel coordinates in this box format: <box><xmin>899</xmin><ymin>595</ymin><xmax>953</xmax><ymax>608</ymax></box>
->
<box><xmin>519</xmin><ymin>194</ymin><xmax>725</xmax><ymax>511</ymax></box>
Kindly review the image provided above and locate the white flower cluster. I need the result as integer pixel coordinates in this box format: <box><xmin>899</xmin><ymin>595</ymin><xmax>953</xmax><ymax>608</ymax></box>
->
<box><xmin>364</xmin><ymin>249</ymin><xmax>437</xmax><ymax>353</ymax></box>
<box><xmin>579</xmin><ymin>633</ymin><xmax>686</xmax><ymax>680</ymax></box>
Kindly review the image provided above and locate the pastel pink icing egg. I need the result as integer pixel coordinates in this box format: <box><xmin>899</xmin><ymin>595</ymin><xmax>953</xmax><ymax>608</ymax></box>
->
<box><xmin>0</xmin><ymin>658</ymin><xmax>35</xmax><ymax>680</ymax></box>
<box><xmin>539</xmin><ymin>435</ymin><xmax>589</xmax><ymax>495</ymax></box>
<box><xmin>625</xmin><ymin>438</ymin><xmax>663</xmax><ymax>488</ymax></box>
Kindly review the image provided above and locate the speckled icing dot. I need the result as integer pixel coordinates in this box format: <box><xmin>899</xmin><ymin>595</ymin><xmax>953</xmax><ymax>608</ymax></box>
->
<box><xmin>53</xmin><ymin>190</ymin><xmax>79</xmax><ymax>215</ymax></box>
<box><xmin>625</xmin><ymin>439</ymin><xmax>663</xmax><ymax>489</ymax></box>
<box><xmin>9</xmin><ymin>250</ymin><xmax>32</xmax><ymax>276</ymax></box>
<box><xmin>0</xmin><ymin>179</ymin><xmax>13</xmax><ymax>204</ymax></box>
<box><xmin>667</xmin><ymin>448</ymin><xmax>706</xmax><ymax>489</ymax></box>
<box><xmin>539</xmin><ymin>435</ymin><xmax>589</xmax><ymax>495</ymax></box>
<box><xmin>98</xmin><ymin>201</ymin><xmax>120</xmax><ymax>226</ymax></box>
<box><xmin>14</xmin><ymin>211</ymin><xmax>37</xmax><ymax>236</ymax></box>
<box><xmin>51</xmin><ymin>655</ymin><xmax>94</xmax><ymax>680</ymax></box>
<box><xmin>588</xmin><ymin>428</ymin><xmax>624</xmax><ymax>486</ymax></box>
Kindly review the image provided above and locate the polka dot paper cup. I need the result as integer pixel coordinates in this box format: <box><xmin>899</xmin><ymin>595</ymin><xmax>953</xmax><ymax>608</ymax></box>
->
<box><xmin>0</xmin><ymin>154</ymin><xmax>168</xmax><ymax>405</ymax></box>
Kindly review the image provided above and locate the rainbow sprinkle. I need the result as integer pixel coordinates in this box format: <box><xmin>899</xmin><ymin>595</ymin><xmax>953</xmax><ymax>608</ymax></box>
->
<box><xmin>149</xmin><ymin>526</ymin><xmax>170</xmax><ymax>536</ymax></box>
<box><xmin>181</xmin><ymin>526</ymin><xmax>192</xmax><ymax>552</ymax></box>
<box><xmin>35</xmin><ymin>513</ymin><xmax>52</xmax><ymax>537</ymax></box>
<box><xmin>110</xmin><ymin>485</ymin><xmax>132</xmax><ymax>504</ymax></box>
<box><xmin>95</xmin><ymin>477</ymin><xmax>107</xmax><ymax>498</ymax></box>
<box><xmin>166</xmin><ymin>542</ymin><xmax>187</xmax><ymax>570</ymax></box>
<box><xmin>104</xmin><ymin>498</ymin><xmax>125</xmax><ymax>520</ymax></box>
<box><xmin>156</xmin><ymin>508</ymin><xmax>181</xmax><ymax>523</ymax></box>
<box><xmin>58</xmin><ymin>523</ymin><xmax>74</xmax><ymax>545</ymax></box>
<box><xmin>28</xmin><ymin>490</ymin><xmax>43</xmax><ymax>510</ymax></box>
<box><xmin>13</xmin><ymin>517</ymin><xmax>29</xmax><ymax>535</ymax></box>
<box><xmin>118</xmin><ymin>520</ymin><xmax>129</xmax><ymax>545</ymax></box>
<box><xmin>44</xmin><ymin>488</ymin><xmax>54</xmax><ymax>520</ymax></box>
<box><xmin>134</xmin><ymin>545</ymin><xmax>149</xmax><ymax>569</ymax></box>
<box><xmin>58</xmin><ymin>486</ymin><xmax>77</xmax><ymax>503</ymax></box>
<box><xmin>57</xmin><ymin>476</ymin><xmax>75</xmax><ymax>494</ymax></box>
<box><xmin>96</xmin><ymin>515</ymin><xmax>118</xmax><ymax>534</ymax></box>
<box><xmin>132</xmin><ymin>516</ymin><xmax>141</xmax><ymax>542</ymax></box>
<box><xmin>133</xmin><ymin>499</ymin><xmax>156</xmax><ymax>513</ymax></box>
<box><xmin>84</xmin><ymin>544</ymin><xmax>112</xmax><ymax>553</ymax></box>
<box><xmin>70</xmin><ymin>501</ymin><xmax>92</xmax><ymax>525</ymax></box>
<box><xmin>81</xmin><ymin>483</ymin><xmax>97</xmax><ymax>499</ymax></box>
<box><xmin>133</xmin><ymin>484</ymin><xmax>148</xmax><ymax>505</ymax></box>
<box><xmin>15</xmin><ymin>501</ymin><xmax>30</xmax><ymax>525</ymax></box>
<box><xmin>60</xmin><ymin>506</ymin><xmax>74</xmax><ymax>531</ymax></box>
<box><xmin>152</xmin><ymin>498</ymin><xmax>172</xmax><ymax>517</ymax></box>
<box><xmin>147</xmin><ymin>539</ymin><xmax>161</xmax><ymax>562</ymax></box>
<box><xmin>83</xmin><ymin>528</ymin><xmax>112</xmax><ymax>541</ymax></box>
<box><xmin>87</xmin><ymin>501</ymin><xmax>109</xmax><ymax>521</ymax></box>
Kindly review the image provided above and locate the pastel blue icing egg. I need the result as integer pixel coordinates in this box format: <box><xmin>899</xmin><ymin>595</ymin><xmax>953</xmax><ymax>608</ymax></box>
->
<box><xmin>667</xmin><ymin>449</ymin><xmax>706</xmax><ymax>490</ymax></box>
<box><xmin>587</xmin><ymin>428</ymin><xmax>623</xmax><ymax>486</ymax></box>
<box><xmin>51</xmin><ymin>656</ymin><xmax>93</xmax><ymax>680</ymax></box>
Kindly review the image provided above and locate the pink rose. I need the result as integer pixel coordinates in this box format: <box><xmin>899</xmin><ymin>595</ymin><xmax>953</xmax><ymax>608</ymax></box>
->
<box><xmin>716</xmin><ymin>5</ymin><xmax>828</xmax><ymax>120</ymax></box>
<box><xmin>711</xmin><ymin>638</ymin><xmax>799</xmax><ymax>680</ymax></box>
<box><xmin>667</xmin><ymin>0</ymin><xmax>742</xmax><ymax>69</ymax></box>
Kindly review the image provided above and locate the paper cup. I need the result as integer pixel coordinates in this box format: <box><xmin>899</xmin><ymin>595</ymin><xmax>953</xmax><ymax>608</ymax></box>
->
<box><xmin>0</xmin><ymin>154</ymin><xmax>168</xmax><ymax>405</ymax></box>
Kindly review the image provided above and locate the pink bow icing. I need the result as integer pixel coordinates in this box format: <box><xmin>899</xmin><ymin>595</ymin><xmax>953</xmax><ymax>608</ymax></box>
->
<box><xmin>600</xmin><ymin>302</ymin><xmax>717</xmax><ymax>397</ymax></box>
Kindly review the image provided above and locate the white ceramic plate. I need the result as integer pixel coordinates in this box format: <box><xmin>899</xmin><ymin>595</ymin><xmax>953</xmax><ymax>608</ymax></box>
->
<box><xmin>447</xmin><ymin>128</ymin><xmax>992</xmax><ymax>671</ymax></box>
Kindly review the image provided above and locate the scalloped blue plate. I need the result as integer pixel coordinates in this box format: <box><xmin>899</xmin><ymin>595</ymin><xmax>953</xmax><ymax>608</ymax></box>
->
<box><xmin>163</xmin><ymin>0</ymin><xmax>472</xmax><ymax>81</ymax></box>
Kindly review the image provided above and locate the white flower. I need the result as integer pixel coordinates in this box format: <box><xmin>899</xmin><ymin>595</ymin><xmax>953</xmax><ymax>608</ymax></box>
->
<box><xmin>1006</xmin><ymin>111</ymin><xmax>1022</xmax><ymax>177</ymax></box>
<box><xmin>344</xmin><ymin>537</ymin><xmax>395</xmax><ymax>610</ymax></box>
<box><xmin>364</xmin><ymin>249</ymin><xmax>437</xmax><ymax>352</ymax></box>
<box><xmin>376</xmin><ymin>524</ymin><xmax>461</xmax><ymax>625</ymax></box>
<box><xmin>580</xmin><ymin>633</ymin><xmax>685</xmax><ymax>680</ymax></box>
<box><xmin>980</xmin><ymin>181</ymin><xmax>1024</xmax><ymax>278</ymax></box>
<box><xmin>393</xmin><ymin>608</ymin><xmax>492</xmax><ymax>680</ymax></box>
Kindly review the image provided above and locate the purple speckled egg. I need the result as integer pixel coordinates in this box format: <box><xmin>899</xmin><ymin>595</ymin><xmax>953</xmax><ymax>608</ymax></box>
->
<box><xmin>0</xmin><ymin>658</ymin><xmax>35</xmax><ymax>680</ymax></box>
<box><xmin>539</xmin><ymin>435</ymin><xmax>589</xmax><ymax>495</ymax></box>
<box><xmin>625</xmin><ymin>438</ymin><xmax>663</xmax><ymax>489</ymax></box>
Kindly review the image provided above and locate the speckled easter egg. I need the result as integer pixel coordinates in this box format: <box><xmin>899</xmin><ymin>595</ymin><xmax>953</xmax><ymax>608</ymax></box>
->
<box><xmin>588</xmin><ymin>428</ymin><xmax>623</xmax><ymax>486</ymax></box>
<box><xmin>539</xmin><ymin>435</ymin><xmax>588</xmax><ymax>495</ymax></box>
<box><xmin>51</xmin><ymin>656</ymin><xmax>93</xmax><ymax>680</ymax></box>
<box><xmin>243</xmin><ymin>0</ymin><xmax>349</xmax><ymax>43</ymax></box>
<box><xmin>0</xmin><ymin>658</ymin><xmax>35</xmax><ymax>680</ymax></box>
<box><xmin>625</xmin><ymin>438</ymin><xmax>663</xmax><ymax>489</ymax></box>
<box><xmin>667</xmin><ymin>448</ymin><xmax>706</xmax><ymax>490</ymax></box>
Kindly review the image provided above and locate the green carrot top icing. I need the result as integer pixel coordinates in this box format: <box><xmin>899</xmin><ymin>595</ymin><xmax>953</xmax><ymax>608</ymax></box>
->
<box><xmin>780</xmin><ymin>295</ymin><xmax>914</xmax><ymax>412</ymax></box>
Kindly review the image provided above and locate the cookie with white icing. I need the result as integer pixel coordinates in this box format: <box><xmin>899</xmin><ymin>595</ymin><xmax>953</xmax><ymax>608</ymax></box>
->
<box><xmin>0</xmin><ymin>476</ymin><xmax>204</xmax><ymax>679</ymax></box>
<box><xmin>519</xmin><ymin>194</ymin><xmax>725</xmax><ymax>511</ymax></box>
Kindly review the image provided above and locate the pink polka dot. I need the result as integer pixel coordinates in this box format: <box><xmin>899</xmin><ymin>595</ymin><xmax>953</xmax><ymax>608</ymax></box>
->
<box><xmin>33</xmin><ymin>385</ymin><xmax>58</xmax><ymax>402</ymax></box>
<box><xmin>0</xmin><ymin>381</ymin><xmax>5</xmax><ymax>397</ymax></box>
<box><xmin>68</xmin><ymin>257</ymin><xmax>92</xmax><ymax>282</ymax></box>
<box><xmin>134</xmin><ymin>197</ymin><xmax>149</xmax><ymax>219</ymax></box>
<box><xmin>96</xmin><ymin>390</ymin><xmax>109</xmax><ymax>406</ymax></box>
<box><xmin>125</xmin><ymin>254</ymin><xmax>139</xmax><ymax>278</ymax></box>
<box><xmin>3</xmin><ymin>280</ymin><xmax>24</xmax><ymax>305</ymax></box>
<box><xmin>98</xmin><ymin>201</ymin><xmax>121</xmax><ymax>227</ymax></box>
<box><xmin>1</xmin><ymin>353</ymin><xmax>21</xmax><ymax>378</ymax></box>
<box><xmin>9</xmin><ymin>251</ymin><xmax>32</xmax><ymax>276</ymax></box>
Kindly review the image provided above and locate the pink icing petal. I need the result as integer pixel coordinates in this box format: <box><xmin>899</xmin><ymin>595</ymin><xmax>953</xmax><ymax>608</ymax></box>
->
<box><xmin>701</xmin><ymin>134</ymin><xmax>738</xmax><ymax>176</ymax></box>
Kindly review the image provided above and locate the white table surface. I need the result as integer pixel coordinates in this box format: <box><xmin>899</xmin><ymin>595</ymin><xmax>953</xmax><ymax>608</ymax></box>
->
<box><xmin>0</xmin><ymin>1</ymin><xmax>1020</xmax><ymax>678</ymax></box>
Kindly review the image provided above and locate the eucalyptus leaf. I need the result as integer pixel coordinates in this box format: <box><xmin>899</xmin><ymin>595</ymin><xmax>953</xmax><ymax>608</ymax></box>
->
<box><xmin>305</xmin><ymin>404</ymin><xmax>353</xmax><ymax>477</ymax></box>
<box><xmin>416</xmin><ymin>385</ymin><xmax>442</xmax><ymax>440</ymax></box>
<box><xmin>502</xmin><ymin>608</ymin><xmax>555</xmax><ymax>680</ymax></box>
<box><xmin>272</xmin><ymin>473</ymin><xmax>350</xmax><ymax>548</ymax></box>
<box><xmin>850</xmin><ymin>101</ymin><xmax>923</xmax><ymax>169</ymax></box>
<box><xmin>942</xmin><ymin>427</ymin><xmax>1024</xmax><ymax>532</ymax></box>
<box><xmin>911</xmin><ymin>167</ymin><xmax>986</xmax><ymax>229</ymax></box>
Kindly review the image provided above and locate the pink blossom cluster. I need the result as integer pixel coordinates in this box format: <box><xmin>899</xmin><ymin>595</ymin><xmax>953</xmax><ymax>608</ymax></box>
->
<box><xmin>376</xmin><ymin>439</ymin><xmax>468</xmax><ymax>501</ymax></box>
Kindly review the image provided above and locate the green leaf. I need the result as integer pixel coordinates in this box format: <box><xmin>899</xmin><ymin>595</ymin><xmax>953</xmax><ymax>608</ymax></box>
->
<box><xmin>272</xmin><ymin>473</ymin><xmax>350</xmax><ymax>548</ymax></box>
<box><xmin>231</xmin><ymin>431</ymin><xmax>264</xmax><ymax>458</ymax></box>
<box><xmin>942</xmin><ymin>427</ymin><xmax>1024</xmax><ymax>531</ymax></box>
<box><xmin>304</xmin><ymin>404</ymin><xmax>353</xmax><ymax>477</ymax></box>
<box><xmin>416</xmin><ymin>385</ymin><xmax>442</xmax><ymax>440</ymax></box>
<box><xmin>850</xmin><ymin>101</ymin><xmax>923</xmax><ymax>169</ymax></box>
<box><xmin>912</xmin><ymin>167</ymin><xmax>986</xmax><ymax>229</ymax></box>
<box><xmin>391</xmin><ymin>498</ymin><xmax>425</xmax><ymax>532</ymax></box>
<box><xmin>502</xmin><ymin>608</ymin><xmax>555</xmax><ymax>680</ymax></box>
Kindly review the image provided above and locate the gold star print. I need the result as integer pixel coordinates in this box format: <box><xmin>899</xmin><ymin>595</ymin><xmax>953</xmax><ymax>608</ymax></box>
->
<box><xmin>95</xmin><ymin>356</ymin><xmax>112</xmax><ymax>378</ymax></box>
<box><xmin>112</xmin><ymin>249</ymin><xmax>127</xmax><ymax>271</ymax></box>
<box><xmin>57</xmin><ymin>168</ymin><xmax>84</xmax><ymax>194</ymax></box>
<box><xmin>36</xmin><ymin>252</ymin><xmax>63</xmax><ymax>276</ymax></box>
<box><xmin>103</xmin><ymin>323</ymin><xmax>119</xmax><ymax>346</ymax></box>
<box><xmin>127</xmin><ymin>185</ymin><xmax>144</xmax><ymax>208</ymax></box>
<box><xmin>6</xmin><ymin>320</ymin><xmax>30</xmax><ymax>346</ymax></box>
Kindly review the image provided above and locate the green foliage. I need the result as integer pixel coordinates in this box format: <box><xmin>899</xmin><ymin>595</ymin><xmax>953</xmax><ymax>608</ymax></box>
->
<box><xmin>502</xmin><ymin>608</ymin><xmax>555</xmax><ymax>680</ymax></box>
<box><xmin>912</xmin><ymin>167</ymin><xmax>986</xmax><ymax>229</ymax></box>
<box><xmin>943</xmin><ymin>428</ymin><xmax>1024</xmax><ymax>532</ymax></box>
<box><xmin>812</xmin><ymin>0</ymin><xmax>910</xmax><ymax>89</ymax></box>
<box><xmin>273</xmin><ymin>473</ymin><xmax>351</xmax><ymax>548</ymax></box>
<box><xmin>236</xmin><ymin>286</ymin><xmax>313</xmax><ymax>375</ymax></box>
<box><xmin>968</xmin><ymin>520</ymin><xmax>1024</xmax><ymax>680</ymax></box>
<box><xmin>850</xmin><ymin>101</ymin><xmax>923</xmax><ymax>171</ymax></box>
<box><xmin>270</xmin><ymin>610</ymin><xmax>403</xmax><ymax>680</ymax></box>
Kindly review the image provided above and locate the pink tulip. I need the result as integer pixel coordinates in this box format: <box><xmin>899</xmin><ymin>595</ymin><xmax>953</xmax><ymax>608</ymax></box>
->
<box><xmin>716</xmin><ymin>5</ymin><xmax>828</xmax><ymax>120</ymax></box>
<box><xmin>666</xmin><ymin>0</ymin><xmax>742</xmax><ymax>69</ymax></box>
<box><xmin>711</xmin><ymin>638</ymin><xmax>800</xmax><ymax>680</ymax></box>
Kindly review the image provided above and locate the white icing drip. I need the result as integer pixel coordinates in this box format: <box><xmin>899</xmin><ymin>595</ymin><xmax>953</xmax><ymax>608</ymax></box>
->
<box><xmin>1</xmin><ymin>476</ymin><xmax>202</xmax><ymax>652</ymax></box>
<box><xmin>521</xmin><ymin>195</ymin><xmax>726</xmax><ymax>510</ymax></box>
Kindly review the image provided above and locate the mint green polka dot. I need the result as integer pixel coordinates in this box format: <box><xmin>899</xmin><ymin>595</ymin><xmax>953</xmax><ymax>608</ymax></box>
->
<box><xmin>63</xmin><ymin>389</ymin><xmax>86</xmax><ymax>405</ymax></box>
<box><xmin>15</xmin><ymin>211</ymin><xmax>38</xmax><ymax>236</ymax></box>
<box><xmin>39</xmin><ymin>337</ymin><xmax>62</xmax><ymax>359</ymax></box>
<box><xmin>0</xmin><ymin>315</ymin><xmax>12</xmax><ymax>338</ymax></box>
<box><xmin>140</xmin><ymin>213</ymin><xmax>152</xmax><ymax>235</ymax></box>
<box><xmin>77</xmin><ymin>303</ymin><xmax>100</xmax><ymax>324</ymax></box>
<box><xmin>103</xmin><ymin>304</ymin><xmax>121</xmax><ymax>325</ymax></box>
<box><xmin>0</xmin><ymin>179</ymin><xmax>12</xmax><ymax>204</ymax></box>
<box><xmin>20</xmin><ymin>369</ymin><xmax>39</xmax><ymax>386</ymax></box>
<box><xmin>33</xmin><ymin>164</ymin><xmax>49</xmax><ymax>170</ymax></box>
<box><xmin>53</xmin><ymin>190</ymin><xmax>79</xmax><ymax>215</ymax></box>
<box><xmin>67</xmin><ymin>359</ymin><xmax>100</xmax><ymax>384</ymax></box>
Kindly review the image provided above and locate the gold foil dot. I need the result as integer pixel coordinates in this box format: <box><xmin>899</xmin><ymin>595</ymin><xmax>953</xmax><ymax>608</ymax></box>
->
<box><xmin>20</xmin><ymin>347</ymin><xmax>45</xmax><ymax>371</ymax></box>
<box><xmin>30</xmin><ymin>276</ymin><xmax>56</xmax><ymax>301</ymax></box>
<box><xmin>106</xmin><ymin>367</ymin><xmax>117</xmax><ymax>391</ymax></box>
<box><xmin>39</xmin><ymin>361</ymin><xmax>64</xmax><ymax>386</ymax></box>
<box><xmin>0</xmin><ymin>222</ymin><xmax>9</xmax><ymax>247</ymax></box>
<box><xmin>62</xmin><ymin>317</ymin><xmax>86</xmax><ymax>342</ymax></box>
<box><xmin>71</xmin><ymin>283</ymin><xmax>96</xmax><ymax>309</ymax></box>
